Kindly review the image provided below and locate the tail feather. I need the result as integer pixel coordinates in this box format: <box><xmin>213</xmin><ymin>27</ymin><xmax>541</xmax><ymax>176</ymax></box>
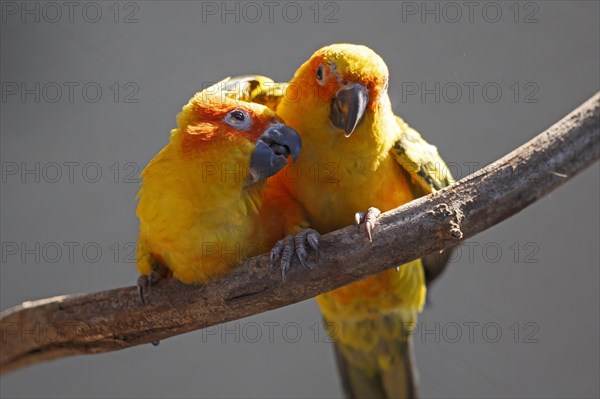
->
<box><xmin>381</xmin><ymin>337</ymin><xmax>418</xmax><ymax>399</ymax></box>
<box><xmin>335</xmin><ymin>346</ymin><xmax>387</xmax><ymax>399</ymax></box>
<box><xmin>333</xmin><ymin>336</ymin><xmax>418</xmax><ymax>399</ymax></box>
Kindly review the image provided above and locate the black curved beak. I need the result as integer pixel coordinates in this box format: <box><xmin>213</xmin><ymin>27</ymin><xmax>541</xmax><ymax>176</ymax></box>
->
<box><xmin>246</xmin><ymin>124</ymin><xmax>302</xmax><ymax>187</ymax></box>
<box><xmin>329</xmin><ymin>83</ymin><xmax>368</xmax><ymax>137</ymax></box>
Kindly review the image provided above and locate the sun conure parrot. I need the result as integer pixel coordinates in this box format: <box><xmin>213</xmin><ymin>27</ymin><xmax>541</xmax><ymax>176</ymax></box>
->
<box><xmin>223</xmin><ymin>44</ymin><xmax>455</xmax><ymax>398</ymax></box>
<box><xmin>135</xmin><ymin>80</ymin><xmax>309</xmax><ymax>302</ymax></box>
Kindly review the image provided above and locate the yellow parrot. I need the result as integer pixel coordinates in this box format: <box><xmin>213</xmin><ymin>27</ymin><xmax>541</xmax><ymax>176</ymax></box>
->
<box><xmin>224</xmin><ymin>44</ymin><xmax>454</xmax><ymax>398</ymax></box>
<box><xmin>135</xmin><ymin>81</ymin><xmax>308</xmax><ymax>301</ymax></box>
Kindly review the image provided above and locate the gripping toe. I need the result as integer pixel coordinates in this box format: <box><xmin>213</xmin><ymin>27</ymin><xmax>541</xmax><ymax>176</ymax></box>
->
<box><xmin>271</xmin><ymin>229</ymin><xmax>320</xmax><ymax>282</ymax></box>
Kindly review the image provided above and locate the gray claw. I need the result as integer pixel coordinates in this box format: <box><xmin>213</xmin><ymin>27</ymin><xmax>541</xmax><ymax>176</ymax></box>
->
<box><xmin>296</xmin><ymin>246</ymin><xmax>309</xmax><ymax>269</ymax></box>
<box><xmin>294</xmin><ymin>231</ymin><xmax>312</xmax><ymax>269</ymax></box>
<box><xmin>306</xmin><ymin>230</ymin><xmax>320</xmax><ymax>252</ymax></box>
<box><xmin>280</xmin><ymin>236</ymin><xmax>294</xmax><ymax>283</ymax></box>
<box><xmin>297</xmin><ymin>229</ymin><xmax>321</xmax><ymax>268</ymax></box>
<box><xmin>136</xmin><ymin>267</ymin><xmax>166</xmax><ymax>306</ymax></box>
<box><xmin>137</xmin><ymin>275</ymin><xmax>150</xmax><ymax>305</ymax></box>
<box><xmin>270</xmin><ymin>240</ymin><xmax>284</xmax><ymax>269</ymax></box>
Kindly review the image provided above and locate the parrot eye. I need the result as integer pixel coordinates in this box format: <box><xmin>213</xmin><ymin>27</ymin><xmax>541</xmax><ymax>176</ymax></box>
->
<box><xmin>231</xmin><ymin>110</ymin><xmax>245</xmax><ymax>121</ymax></box>
<box><xmin>224</xmin><ymin>109</ymin><xmax>252</xmax><ymax>130</ymax></box>
<box><xmin>316</xmin><ymin>64</ymin><xmax>325</xmax><ymax>85</ymax></box>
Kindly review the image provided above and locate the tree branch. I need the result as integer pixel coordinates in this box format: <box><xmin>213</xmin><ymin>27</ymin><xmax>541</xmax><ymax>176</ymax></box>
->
<box><xmin>1</xmin><ymin>93</ymin><xmax>598</xmax><ymax>376</ymax></box>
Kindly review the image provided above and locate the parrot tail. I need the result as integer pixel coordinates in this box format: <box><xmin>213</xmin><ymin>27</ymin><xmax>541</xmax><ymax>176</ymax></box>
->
<box><xmin>334</xmin><ymin>337</ymin><xmax>418</xmax><ymax>399</ymax></box>
<box><xmin>318</xmin><ymin>261</ymin><xmax>425</xmax><ymax>398</ymax></box>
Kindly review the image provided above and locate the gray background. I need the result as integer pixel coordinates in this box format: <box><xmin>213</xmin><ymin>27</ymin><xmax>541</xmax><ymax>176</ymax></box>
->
<box><xmin>1</xmin><ymin>1</ymin><xmax>599</xmax><ymax>398</ymax></box>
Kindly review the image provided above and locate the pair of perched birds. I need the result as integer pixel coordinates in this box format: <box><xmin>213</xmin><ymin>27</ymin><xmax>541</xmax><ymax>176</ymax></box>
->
<box><xmin>136</xmin><ymin>43</ymin><xmax>454</xmax><ymax>398</ymax></box>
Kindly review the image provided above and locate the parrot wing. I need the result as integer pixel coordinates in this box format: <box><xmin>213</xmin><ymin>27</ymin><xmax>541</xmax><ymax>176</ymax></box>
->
<box><xmin>391</xmin><ymin>116</ymin><xmax>456</xmax><ymax>288</ymax></box>
<box><xmin>391</xmin><ymin>116</ymin><xmax>455</xmax><ymax>194</ymax></box>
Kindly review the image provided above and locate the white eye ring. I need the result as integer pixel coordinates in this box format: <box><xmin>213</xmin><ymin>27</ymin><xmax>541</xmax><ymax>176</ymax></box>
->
<box><xmin>316</xmin><ymin>64</ymin><xmax>326</xmax><ymax>85</ymax></box>
<box><xmin>224</xmin><ymin>109</ymin><xmax>252</xmax><ymax>130</ymax></box>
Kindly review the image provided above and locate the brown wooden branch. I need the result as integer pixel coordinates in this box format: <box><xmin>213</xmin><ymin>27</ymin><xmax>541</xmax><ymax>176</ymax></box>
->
<box><xmin>1</xmin><ymin>92</ymin><xmax>599</xmax><ymax>376</ymax></box>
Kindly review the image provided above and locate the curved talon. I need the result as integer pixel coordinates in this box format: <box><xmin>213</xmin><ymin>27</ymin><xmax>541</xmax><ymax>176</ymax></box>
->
<box><xmin>294</xmin><ymin>236</ymin><xmax>309</xmax><ymax>269</ymax></box>
<box><xmin>136</xmin><ymin>268</ymin><xmax>165</xmax><ymax>305</ymax></box>
<box><xmin>294</xmin><ymin>229</ymin><xmax>313</xmax><ymax>270</ymax></box>
<box><xmin>137</xmin><ymin>275</ymin><xmax>150</xmax><ymax>305</ymax></box>
<box><xmin>270</xmin><ymin>240</ymin><xmax>285</xmax><ymax>269</ymax></box>
<box><xmin>294</xmin><ymin>229</ymin><xmax>319</xmax><ymax>269</ymax></box>
<box><xmin>280</xmin><ymin>236</ymin><xmax>295</xmax><ymax>283</ymax></box>
<box><xmin>355</xmin><ymin>207</ymin><xmax>382</xmax><ymax>242</ymax></box>
<box><xmin>306</xmin><ymin>230</ymin><xmax>319</xmax><ymax>252</ymax></box>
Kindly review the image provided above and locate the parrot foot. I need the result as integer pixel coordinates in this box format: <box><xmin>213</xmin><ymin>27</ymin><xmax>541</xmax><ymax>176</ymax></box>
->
<box><xmin>136</xmin><ymin>264</ymin><xmax>169</xmax><ymax>305</ymax></box>
<box><xmin>270</xmin><ymin>228</ymin><xmax>320</xmax><ymax>283</ymax></box>
<box><xmin>355</xmin><ymin>207</ymin><xmax>381</xmax><ymax>242</ymax></box>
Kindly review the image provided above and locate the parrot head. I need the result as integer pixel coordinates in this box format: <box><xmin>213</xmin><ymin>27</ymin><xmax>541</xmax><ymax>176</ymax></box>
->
<box><xmin>289</xmin><ymin>43</ymin><xmax>390</xmax><ymax>138</ymax></box>
<box><xmin>174</xmin><ymin>86</ymin><xmax>302</xmax><ymax>188</ymax></box>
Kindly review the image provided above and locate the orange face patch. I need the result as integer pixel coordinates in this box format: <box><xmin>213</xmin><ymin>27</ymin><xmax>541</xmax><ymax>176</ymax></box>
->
<box><xmin>179</xmin><ymin>97</ymin><xmax>278</xmax><ymax>156</ymax></box>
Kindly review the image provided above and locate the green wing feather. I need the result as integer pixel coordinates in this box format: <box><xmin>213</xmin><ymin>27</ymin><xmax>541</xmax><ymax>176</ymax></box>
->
<box><xmin>392</xmin><ymin>116</ymin><xmax>456</xmax><ymax>288</ymax></box>
<box><xmin>392</xmin><ymin>116</ymin><xmax>455</xmax><ymax>194</ymax></box>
